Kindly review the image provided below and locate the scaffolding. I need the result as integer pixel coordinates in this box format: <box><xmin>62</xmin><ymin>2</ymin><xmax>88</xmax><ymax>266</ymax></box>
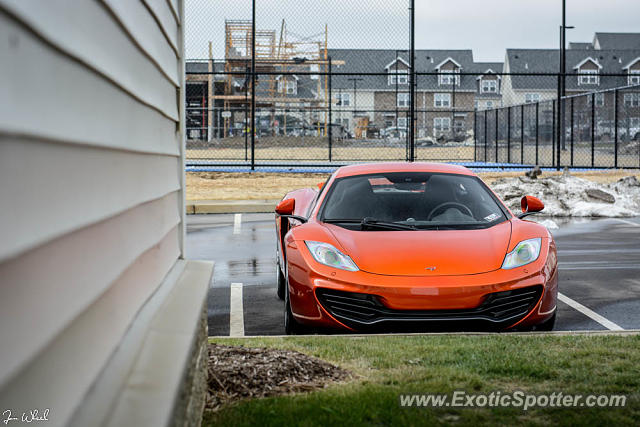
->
<box><xmin>214</xmin><ymin>19</ymin><xmax>340</xmax><ymax>137</ymax></box>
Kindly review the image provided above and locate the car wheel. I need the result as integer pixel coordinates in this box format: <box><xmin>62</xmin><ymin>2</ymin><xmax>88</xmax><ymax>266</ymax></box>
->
<box><xmin>284</xmin><ymin>278</ymin><xmax>306</xmax><ymax>335</ymax></box>
<box><xmin>535</xmin><ymin>312</ymin><xmax>556</xmax><ymax>331</ymax></box>
<box><xmin>276</xmin><ymin>259</ymin><xmax>286</xmax><ymax>300</ymax></box>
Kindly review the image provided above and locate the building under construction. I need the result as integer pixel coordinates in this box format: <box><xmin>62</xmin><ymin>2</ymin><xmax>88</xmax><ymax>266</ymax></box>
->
<box><xmin>199</xmin><ymin>19</ymin><xmax>336</xmax><ymax>139</ymax></box>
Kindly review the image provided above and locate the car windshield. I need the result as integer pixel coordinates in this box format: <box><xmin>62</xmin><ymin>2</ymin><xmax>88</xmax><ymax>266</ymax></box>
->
<box><xmin>320</xmin><ymin>172</ymin><xmax>508</xmax><ymax>230</ymax></box>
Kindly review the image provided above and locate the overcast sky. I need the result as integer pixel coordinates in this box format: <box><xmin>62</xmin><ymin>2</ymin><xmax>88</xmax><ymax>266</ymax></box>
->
<box><xmin>185</xmin><ymin>0</ymin><xmax>640</xmax><ymax>62</ymax></box>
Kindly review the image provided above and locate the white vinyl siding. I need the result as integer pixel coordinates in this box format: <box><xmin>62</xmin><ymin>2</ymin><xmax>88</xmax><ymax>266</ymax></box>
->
<box><xmin>0</xmin><ymin>1</ymin><xmax>190</xmax><ymax>425</ymax></box>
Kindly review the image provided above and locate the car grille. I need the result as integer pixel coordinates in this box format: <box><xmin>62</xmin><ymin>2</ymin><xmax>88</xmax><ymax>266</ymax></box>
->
<box><xmin>315</xmin><ymin>285</ymin><xmax>543</xmax><ymax>331</ymax></box>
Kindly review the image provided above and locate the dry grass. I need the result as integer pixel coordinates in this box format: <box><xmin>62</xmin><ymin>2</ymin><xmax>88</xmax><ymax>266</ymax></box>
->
<box><xmin>186</xmin><ymin>169</ymin><xmax>640</xmax><ymax>201</ymax></box>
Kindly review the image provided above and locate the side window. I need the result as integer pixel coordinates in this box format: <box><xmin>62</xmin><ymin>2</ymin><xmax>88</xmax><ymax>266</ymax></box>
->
<box><xmin>306</xmin><ymin>176</ymin><xmax>333</xmax><ymax>217</ymax></box>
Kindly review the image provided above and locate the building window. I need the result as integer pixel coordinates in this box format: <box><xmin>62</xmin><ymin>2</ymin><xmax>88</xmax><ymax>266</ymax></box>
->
<box><xmin>594</xmin><ymin>93</ymin><xmax>605</xmax><ymax>107</ymax></box>
<box><xmin>342</xmin><ymin>118</ymin><xmax>350</xmax><ymax>130</ymax></box>
<box><xmin>454</xmin><ymin>120</ymin><xmax>465</xmax><ymax>133</ymax></box>
<box><xmin>630</xmin><ymin>117</ymin><xmax>640</xmax><ymax>128</ymax></box>
<box><xmin>624</xmin><ymin>93</ymin><xmax>640</xmax><ymax>107</ymax></box>
<box><xmin>277</xmin><ymin>78</ymin><xmax>297</xmax><ymax>95</ymax></box>
<box><xmin>439</xmin><ymin>70</ymin><xmax>460</xmax><ymax>86</ymax></box>
<box><xmin>434</xmin><ymin>117</ymin><xmax>451</xmax><ymax>132</ymax></box>
<box><xmin>629</xmin><ymin>71</ymin><xmax>640</xmax><ymax>86</ymax></box>
<box><xmin>485</xmin><ymin>101</ymin><xmax>494</xmax><ymax>109</ymax></box>
<box><xmin>397</xmin><ymin>117</ymin><xmax>407</xmax><ymax>129</ymax></box>
<box><xmin>434</xmin><ymin>93</ymin><xmax>451</xmax><ymax>108</ymax></box>
<box><xmin>388</xmin><ymin>70</ymin><xmax>409</xmax><ymax>85</ymax></box>
<box><xmin>337</xmin><ymin>93</ymin><xmax>351</xmax><ymax>106</ymax></box>
<box><xmin>397</xmin><ymin>93</ymin><xmax>410</xmax><ymax>107</ymax></box>
<box><xmin>481</xmin><ymin>79</ymin><xmax>498</xmax><ymax>93</ymax></box>
<box><xmin>578</xmin><ymin>69</ymin><xmax>599</xmax><ymax>85</ymax></box>
<box><xmin>525</xmin><ymin>93</ymin><xmax>541</xmax><ymax>103</ymax></box>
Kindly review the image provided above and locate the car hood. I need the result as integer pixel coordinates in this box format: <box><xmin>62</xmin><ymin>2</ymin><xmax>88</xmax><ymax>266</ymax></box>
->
<box><xmin>325</xmin><ymin>221</ymin><xmax>512</xmax><ymax>276</ymax></box>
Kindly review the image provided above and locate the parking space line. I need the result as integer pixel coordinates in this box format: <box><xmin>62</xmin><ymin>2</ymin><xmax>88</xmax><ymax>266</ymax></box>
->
<box><xmin>615</xmin><ymin>218</ymin><xmax>639</xmax><ymax>227</ymax></box>
<box><xmin>558</xmin><ymin>292</ymin><xmax>624</xmax><ymax>331</ymax></box>
<box><xmin>233</xmin><ymin>213</ymin><xmax>242</xmax><ymax>234</ymax></box>
<box><xmin>229</xmin><ymin>282</ymin><xmax>245</xmax><ymax>337</ymax></box>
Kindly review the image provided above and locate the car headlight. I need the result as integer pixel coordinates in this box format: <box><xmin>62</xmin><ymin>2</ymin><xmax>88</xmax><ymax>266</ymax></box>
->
<box><xmin>304</xmin><ymin>241</ymin><xmax>359</xmax><ymax>271</ymax></box>
<box><xmin>502</xmin><ymin>238</ymin><xmax>542</xmax><ymax>269</ymax></box>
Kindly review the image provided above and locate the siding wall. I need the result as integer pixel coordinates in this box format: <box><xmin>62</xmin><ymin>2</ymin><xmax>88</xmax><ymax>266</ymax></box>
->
<box><xmin>0</xmin><ymin>0</ymin><xmax>189</xmax><ymax>425</ymax></box>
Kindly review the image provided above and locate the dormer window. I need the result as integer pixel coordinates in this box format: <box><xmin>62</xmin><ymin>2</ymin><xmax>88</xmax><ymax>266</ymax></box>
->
<box><xmin>481</xmin><ymin>79</ymin><xmax>498</xmax><ymax>93</ymax></box>
<box><xmin>574</xmin><ymin>58</ymin><xmax>601</xmax><ymax>86</ymax></box>
<box><xmin>630</xmin><ymin>70</ymin><xmax>640</xmax><ymax>86</ymax></box>
<box><xmin>389</xmin><ymin>70</ymin><xmax>409</xmax><ymax>85</ymax></box>
<box><xmin>622</xmin><ymin>58</ymin><xmax>640</xmax><ymax>86</ymax></box>
<box><xmin>579</xmin><ymin>69</ymin><xmax>599</xmax><ymax>85</ymax></box>
<box><xmin>439</xmin><ymin>70</ymin><xmax>460</xmax><ymax>86</ymax></box>
<box><xmin>435</xmin><ymin>58</ymin><xmax>461</xmax><ymax>86</ymax></box>
<box><xmin>276</xmin><ymin>75</ymin><xmax>298</xmax><ymax>95</ymax></box>
<box><xmin>385</xmin><ymin>57</ymin><xmax>410</xmax><ymax>86</ymax></box>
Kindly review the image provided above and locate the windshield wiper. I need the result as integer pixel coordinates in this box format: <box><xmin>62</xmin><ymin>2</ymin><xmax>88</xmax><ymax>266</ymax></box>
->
<box><xmin>360</xmin><ymin>217</ymin><xmax>417</xmax><ymax>231</ymax></box>
<box><xmin>323</xmin><ymin>218</ymin><xmax>417</xmax><ymax>231</ymax></box>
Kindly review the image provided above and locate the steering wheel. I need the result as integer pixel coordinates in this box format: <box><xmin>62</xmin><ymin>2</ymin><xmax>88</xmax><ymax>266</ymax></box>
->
<box><xmin>427</xmin><ymin>202</ymin><xmax>473</xmax><ymax>221</ymax></box>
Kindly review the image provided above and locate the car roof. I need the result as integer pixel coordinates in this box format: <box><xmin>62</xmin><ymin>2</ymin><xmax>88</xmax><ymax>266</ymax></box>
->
<box><xmin>334</xmin><ymin>162</ymin><xmax>475</xmax><ymax>178</ymax></box>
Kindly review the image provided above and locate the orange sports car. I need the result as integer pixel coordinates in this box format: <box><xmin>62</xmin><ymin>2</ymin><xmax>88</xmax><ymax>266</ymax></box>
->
<box><xmin>274</xmin><ymin>162</ymin><xmax>557</xmax><ymax>334</ymax></box>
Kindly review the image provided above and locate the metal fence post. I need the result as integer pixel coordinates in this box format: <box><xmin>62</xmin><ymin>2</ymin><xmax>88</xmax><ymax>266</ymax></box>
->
<box><xmin>520</xmin><ymin>104</ymin><xmax>524</xmax><ymax>165</ymax></box>
<box><xmin>570</xmin><ymin>97</ymin><xmax>574</xmax><ymax>167</ymax></box>
<box><xmin>250</xmin><ymin>0</ymin><xmax>256</xmax><ymax>170</ymax></box>
<box><xmin>494</xmin><ymin>109</ymin><xmax>498</xmax><ymax>163</ymax></box>
<box><xmin>409</xmin><ymin>0</ymin><xmax>415</xmax><ymax>162</ymax></box>
<box><xmin>473</xmin><ymin>110</ymin><xmax>477</xmax><ymax>162</ymax></box>
<box><xmin>535</xmin><ymin>102</ymin><xmax>539</xmax><ymax>165</ymax></box>
<box><xmin>328</xmin><ymin>56</ymin><xmax>333</xmax><ymax>162</ymax></box>
<box><xmin>507</xmin><ymin>106</ymin><xmax>511</xmax><ymax>163</ymax></box>
<box><xmin>591</xmin><ymin>92</ymin><xmax>595</xmax><ymax>167</ymax></box>
<box><xmin>552</xmin><ymin>100</ymin><xmax>556</xmax><ymax>169</ymax></box>
<box><xmin>245</xmin><ymin>67</ymin><xmax>249</xmax><ymax>161</ymax></box>
<box><xmin>484</xmin><ymin>111</ymin><xmax>488</xmax><ymax>162</ymax></box>
<box><xmin>614</xmin><ymin>89</ymin><xmax>618</xmax><ymax>168</ymax></box>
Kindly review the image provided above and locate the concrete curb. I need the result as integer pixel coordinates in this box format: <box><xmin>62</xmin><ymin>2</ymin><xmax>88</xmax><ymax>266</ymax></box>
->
<box><xmin>186</xmin><ymin>199</ymin><xmax>279</xmax><ymax>214</ymax></box>
<box><xmin>209</xmin><ymin>329</ymin><xmax>640</xmax><ymax>339</ymax></box>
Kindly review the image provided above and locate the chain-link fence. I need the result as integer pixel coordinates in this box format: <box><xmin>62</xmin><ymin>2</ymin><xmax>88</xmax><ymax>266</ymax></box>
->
<box><xmin>476</xmin><ymin>81</ymin><xmax>640</xmax><ymax>169</ymax></box>
<box><xmin>185</xmin><ymin>1</ymin><xmax>640</xmax><ymax>169</ymax></box>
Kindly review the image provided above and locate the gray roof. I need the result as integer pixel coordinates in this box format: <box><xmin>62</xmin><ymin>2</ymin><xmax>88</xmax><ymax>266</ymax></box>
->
<box><xmin>594</xmin><ymin>33</ymin><xmax>640</xmax><ymax>50</ymax></box>
<box><xmin>474</xmin><ymin>62</ymin><xmax>504</xmax><ymax>73</ymax></box>
<box><xmin>327</xmin><ymin>49</ymin><xmax>494</xmax><ymax>92</ymax></box>
<box><xmin>505</xmin><ymin>48</ymin><xmax>640</xmax><ymax>90</ymax></box>
<box><xmin>186</xmin><ymin>61</ymin><xmax>209</xmax><ymax>73</ymax></box>
<box><xmin>569</xmin><ymin>42</ymin><xmax>593</xmax><ymax>50</ymax></box>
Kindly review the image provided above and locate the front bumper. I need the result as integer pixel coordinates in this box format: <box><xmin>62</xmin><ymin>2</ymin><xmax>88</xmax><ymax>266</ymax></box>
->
<box><xmin>286</xmin><ymin>240</ymin><xmax>558</xmax><ymax>332</ymax></box>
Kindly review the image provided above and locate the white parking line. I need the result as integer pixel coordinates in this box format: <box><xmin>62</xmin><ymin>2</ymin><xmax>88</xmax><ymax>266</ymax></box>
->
<box><xmin>233</xmin><ymin>213</ymin><xmax>242</xmax><ymax>234</ymax></box>
<box><xmin>558</xmin><ymin>292</ymin><xmax>624</xmax><ymax>331</ymax></box>
<box><xmin>229</xmin><ymin>282</ymin><xmax>245</xmax><ymax>336</ymax></box>
<box><xmin>615</xmin><ymin>218</ymin><xmax>639</xmax><ymax>227</ymax></box>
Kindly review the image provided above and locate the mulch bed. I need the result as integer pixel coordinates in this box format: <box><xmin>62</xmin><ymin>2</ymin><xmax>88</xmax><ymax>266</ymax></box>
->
<box><xmin>205</xmin><ymin>344</ymin><xmax>352</xmax><ymax>411</ymax></box>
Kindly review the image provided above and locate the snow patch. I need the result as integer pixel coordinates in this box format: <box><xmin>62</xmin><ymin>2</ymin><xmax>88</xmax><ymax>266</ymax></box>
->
<box><xmin>490</xmin><ymin>175</ymin><xmax>640</xmax><ymax>217</ymax></box>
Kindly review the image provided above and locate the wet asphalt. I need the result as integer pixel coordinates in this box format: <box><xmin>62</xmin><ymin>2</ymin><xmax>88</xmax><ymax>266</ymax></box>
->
<box><xmin>186</xmin><ymin>214</ymin><xmax>640</xmax><ymax>336</ymax></box>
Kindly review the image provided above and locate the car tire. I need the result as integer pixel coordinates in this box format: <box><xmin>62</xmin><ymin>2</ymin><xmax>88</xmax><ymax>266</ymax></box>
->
<box><xmin>535</xmin><ymin>312</ymin><xmax>556</xmax><ymax>331</ymax></box>
<box><xmin>284</xmin><ymin>278</ymin><xmax>307</xmax><ymax>335</ymax></box>
<box><xmin>276</xmin><ymin>259</ymin><xmax>286</xmax><ymax>300</ymax></box>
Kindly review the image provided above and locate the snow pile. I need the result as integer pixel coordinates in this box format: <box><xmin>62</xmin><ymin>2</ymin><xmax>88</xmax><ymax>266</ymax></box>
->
<box><xmin>490</xmin><ymin>175</ymin><xmax>640</xmax><ymax>217</ymax></box>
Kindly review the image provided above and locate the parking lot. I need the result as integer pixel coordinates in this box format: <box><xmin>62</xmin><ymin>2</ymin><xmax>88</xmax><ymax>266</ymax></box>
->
<box><xmin>187</xmin><ymin>214</ymin><xmax>640</xmax><ymax>336</ymax></box>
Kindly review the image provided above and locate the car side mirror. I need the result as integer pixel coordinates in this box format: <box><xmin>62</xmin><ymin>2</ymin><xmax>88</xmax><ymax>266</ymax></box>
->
<box><xmin>275</xmin><ymin>198</ymin><xmax>308</xmax><ymax>223</ymax></box>
<box><xmin>317</xmin><ymin>182</ymin><xmax>325</xmax><ymax>190</ymax></box>
<box><xmin>518</xmin><ymin>195</ymin><xmax>544</xmax><ymax>218</ymax></box>
<box><xmin>275</xmin><ymin>198</ymin><xmax>295</xmax><ymax>216</ymax></box>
